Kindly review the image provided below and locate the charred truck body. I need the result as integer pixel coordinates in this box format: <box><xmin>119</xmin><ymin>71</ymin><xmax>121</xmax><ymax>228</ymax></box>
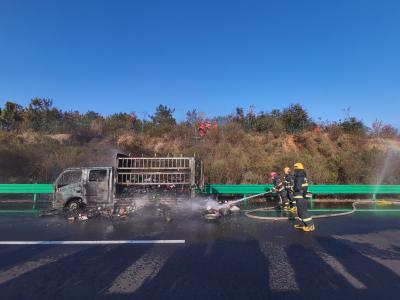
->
<box><xmin>53</xmin><ymin>154</ymin><xmax>204</xmax><ymax>210</ymax></box>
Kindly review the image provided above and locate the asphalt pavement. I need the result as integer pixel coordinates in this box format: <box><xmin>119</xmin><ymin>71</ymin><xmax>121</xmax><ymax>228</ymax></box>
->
<box><xmin>0</xmin><ymin>203</ymin><xmax>399</xmax><ymax>300</ymax></box>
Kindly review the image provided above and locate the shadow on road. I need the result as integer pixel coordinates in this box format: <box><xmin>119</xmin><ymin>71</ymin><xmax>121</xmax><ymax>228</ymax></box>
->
<box><xmin>0</xmin><ymin>245</ymin><xmax>51</xmax><ymax>270</ymax></box>
<box><xmin>1</xmin><ymin>224</ymin><xmax>400</xmax><ymax>299</ymax></box>
<box><xmin>282</xmin><ymin>236</ymin><xmax>400</xmax><ymax>300</ymax></box>
<box><xmin>0</xmin><ymin>244</ymin><xmax>152</xmax><ymax>299</ymax></box>
<box><xmin>130</xmin><ymin>238</ymin><xmax>271</xmax><ymax>300</ymax></box>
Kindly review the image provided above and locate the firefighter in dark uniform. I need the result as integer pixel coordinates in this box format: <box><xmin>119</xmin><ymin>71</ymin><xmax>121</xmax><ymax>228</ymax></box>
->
<box><xmin>270</xmin><ymin>172</ymin><xmax>286</xmax><ymax>208</ymax></box>
<box><xmin>283</xmin><ymin>167</ymin><xmax>295</xmax><ymax>212</ymax></box>
<box><xmin>293</xmin><ymin>163</ymin><xmax>315</xmax><ymax>232</ymax></box>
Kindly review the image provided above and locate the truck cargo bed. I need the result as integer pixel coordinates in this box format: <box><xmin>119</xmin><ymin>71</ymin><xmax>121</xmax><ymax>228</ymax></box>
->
<box><xmin>116</xmin><ymin>156</ymin><xmax>198</xmax><ymax>187</ymax></box>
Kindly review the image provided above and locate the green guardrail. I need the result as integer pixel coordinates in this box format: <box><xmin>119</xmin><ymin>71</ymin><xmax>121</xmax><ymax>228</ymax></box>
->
<box><xmin>204</xmin><ymin>184</ymin><xmax>400</xmax><ymax>196</ymax></box>
<box><xmin>2</xmin><ymin>183</ymin><xmax>400</xmax><ymax>212</ymax></box>
<box><xmin>0</xmin><ymin>184</ymin><xmax>54</xmax><ymax>211</ymax></box>
<box><xmin>204</xmin><ymin>184</ymin><xmax>400</xmax><ymax>208</ymax></box>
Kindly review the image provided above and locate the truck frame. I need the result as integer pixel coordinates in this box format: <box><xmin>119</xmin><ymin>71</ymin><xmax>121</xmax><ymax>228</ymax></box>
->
<box><xmin>53</xmin><ymin>155</ymin><xmax>203</xmax><ymax>210</ymax></box>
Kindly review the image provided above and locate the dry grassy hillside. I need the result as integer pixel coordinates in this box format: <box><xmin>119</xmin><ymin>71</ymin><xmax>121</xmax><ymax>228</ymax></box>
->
<box><xmin>118</xmin><ymin>125</ymin><xmax>400</xmax><ymax>185</ymax></box>
<box><xmin>0</xmin><ymin>119</ymin><xmax>399</xmax><ymax>185</ymax></box>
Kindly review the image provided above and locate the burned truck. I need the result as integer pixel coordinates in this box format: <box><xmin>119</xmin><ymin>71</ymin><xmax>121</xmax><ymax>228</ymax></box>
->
<box><xmin>53</xmin><ymin>154</ymin><xmax>204</xmax><ymax>210</ymax></box>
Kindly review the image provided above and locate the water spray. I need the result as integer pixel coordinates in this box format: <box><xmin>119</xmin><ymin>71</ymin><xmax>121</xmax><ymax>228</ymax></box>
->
<box><xmin>374</xmin><ymin>141</ymin><xmax>400</xmax><ymax>192</ymax></box>
<box><xmin>229</xmin><ymin>191</ymin><xmax>273</xmax><ymax>205</ymax></box>
<box><xmin>204</xmin><ymin>191</ymin><xmax>272</xmax><ymax>220</ymax></box>
<box><xmin>205</xmin><ymin>191</ymin><xmax>272</xmax><ymax>211</ymax></box>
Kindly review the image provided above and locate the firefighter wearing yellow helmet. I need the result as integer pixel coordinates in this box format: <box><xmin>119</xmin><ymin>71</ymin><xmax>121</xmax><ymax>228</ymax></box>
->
<box><xmin>293</xmin><ymin>162</ymin><xmax>315</xmax><ymax>232</ymax></box>
<box><xmin>294</xmin><ymin>162</ymin><xmax>304</xmax><ymax>170</ymax></box>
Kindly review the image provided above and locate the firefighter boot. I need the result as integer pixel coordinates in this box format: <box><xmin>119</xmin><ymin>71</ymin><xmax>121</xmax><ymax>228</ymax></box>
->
<box><xmin>302</xmin><ymin>225</ymin><xmax>315</xmax><ymax>232</ymax></box>
<box><xmin>283</xmin><ymin>204</ymin><xmax>290</xmax><ymax>211</ymax></box>
<box><xmin>294</xmin><ymin>224</ymin><xmax>315</xmax><ymax>231</ymax></box>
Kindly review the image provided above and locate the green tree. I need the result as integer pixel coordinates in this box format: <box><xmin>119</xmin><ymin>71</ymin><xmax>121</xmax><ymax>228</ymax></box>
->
<box><xmin>340</xmin><ymin>117</ymin><xmax>366</xmax><ymax>134</ymax></box>
<box><xmin>25</xmin><ymin>98</ymin><xmax>62</xmax><ymax>132</ymax></box>
<box><xmin>0</xmin><ymin>101</ymin><xmax>24</xmax><ymax>131</ymax></box>
<box><xmin>105</xmin><ymin>113</ymin><xmax>135</xmax><ymax>132</ymax></box>
<box><xmin>280</xmin><ymin>103</ymin><xmax>311</xmax><ymax>133</ymax></box>
<box><xmin>151</xmin><ymin>105</ymin><xmax>176</xmax><ymax>126</ymax></box>
<box><xmin>255</xmin><ymin>113</ymin><xmax>284</xmax><ymax>135</ymax></box>
<box><xmin>81</xmin><ymin>111</ymin><xmax>102</xmax><ymax>126</ymax></box>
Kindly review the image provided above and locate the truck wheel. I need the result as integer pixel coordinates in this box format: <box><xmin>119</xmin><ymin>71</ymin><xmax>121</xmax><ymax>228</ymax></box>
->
<box><xmin>67</xmin><ymin>199</ymin><xmax>80</xmax><ymax>211</ymax></box>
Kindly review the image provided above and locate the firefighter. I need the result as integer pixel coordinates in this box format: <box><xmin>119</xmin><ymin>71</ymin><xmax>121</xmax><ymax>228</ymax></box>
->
<box><xmin>198</xmin><ymin>122</ymin><xmax>206</xmax><ymax>137</ymax></box>
<box><xmin>283</xmin><ymin>167</ymin><xmax>295</xmax><ymax>211</ymax></box>
<box><xmin>293</xmin><ymin>163</ymin><xmax>315</xmax><ymax>232</ymax></box>
<box><xmin>270</xmin><ymin>172</ymin><xmax>286</xmax><ymax>208</ymax></box>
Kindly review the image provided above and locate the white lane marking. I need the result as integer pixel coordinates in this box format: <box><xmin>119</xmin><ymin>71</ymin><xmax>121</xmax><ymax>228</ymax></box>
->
<box><xmin>333</xmin><ymin>230</ymin><xmax>400</xmax><ymax>277</ymax></box>
<box><xmin>0</xmin><ymin>240</ymin><xmax>185</xmax><ymax>245</ymax></box>
<box><xmin>317</xmin><ymin>251</ymin><xmax>367</xmax><ymax>289</ymax></box>
<box><xmin>260</xmin><ymin>241</ymin><xmax>300</xmax><ymax>291</ymax></box>
<box><xmin>0</xmin><ymin>249</ymin><xmax>81</xmax><ymax>284</ymax></box>
<box><xmin>107</xmin><ymin>245</ymin><xmax>175</xmax><ymax>294</ymax></box>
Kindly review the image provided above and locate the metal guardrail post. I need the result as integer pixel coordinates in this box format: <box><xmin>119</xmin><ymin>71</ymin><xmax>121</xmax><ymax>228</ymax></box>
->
<box><xmin>244</xmin><ymin>194</ymin><xmax>247</xmax><ymax>209</ymax></box>
<box><xmin>309</xmin><ymin>194</ymin><xmax>313</xmax><ymax>209</ymax></box>
<box><xmin>372</xmin><ymin>193</ymin><xmax>377</xmax><ymax>209</ymax></box>
<box><xmin>33</xmin><ymin>193</ymin><xmax>37</xmax><ymax>210</ymax></box>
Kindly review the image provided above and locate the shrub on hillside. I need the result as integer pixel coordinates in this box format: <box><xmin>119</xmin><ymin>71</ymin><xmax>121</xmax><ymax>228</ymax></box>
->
<box><xmin>280</xmin><ymin>103</ymin><xmax>312</xmax><ymax>133</ymax></box>
<box><xmin>339</xmin><ymin>117</ymin><xmax>367</xmax><ymax>135</ymax></box>
<box><xmin>255</xmin><ymin>114</ymin><xmax>284</xmax><ymax>137</ymax></box>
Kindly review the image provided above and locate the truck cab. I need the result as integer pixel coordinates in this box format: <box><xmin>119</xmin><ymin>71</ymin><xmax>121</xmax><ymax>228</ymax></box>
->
<box><xmin>53</xmin><ymin>167</ymin><xmax>114</xmax><ymax>210</ymax></box>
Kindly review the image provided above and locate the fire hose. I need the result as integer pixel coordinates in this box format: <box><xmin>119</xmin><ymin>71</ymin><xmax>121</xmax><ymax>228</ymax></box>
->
<box><xmin>244</xmin><ymin>200</ymin><xmax>400</xmax><ymax>221</ymax></box>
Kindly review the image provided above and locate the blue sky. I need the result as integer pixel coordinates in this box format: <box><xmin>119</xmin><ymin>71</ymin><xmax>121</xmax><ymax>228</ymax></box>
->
<box><xmin>1</xmin><ymin>0</ymin><xmax>399</xmax><ymax>127</ymax></box>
